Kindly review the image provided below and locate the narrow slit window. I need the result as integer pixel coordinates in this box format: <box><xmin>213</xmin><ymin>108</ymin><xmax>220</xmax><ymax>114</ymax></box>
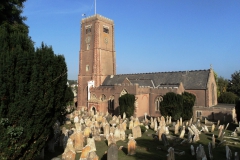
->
<box><xmin>86</xmin><ymin>65</ymin><xmax>89</xmax><ymax>71</ymax></box>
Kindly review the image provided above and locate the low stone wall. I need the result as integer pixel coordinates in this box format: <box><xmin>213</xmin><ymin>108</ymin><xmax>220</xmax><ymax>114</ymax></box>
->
<box><xmin>193</xmin><ymin>104</ymin><xmax>235</xmax><ymax>123</ymax></box>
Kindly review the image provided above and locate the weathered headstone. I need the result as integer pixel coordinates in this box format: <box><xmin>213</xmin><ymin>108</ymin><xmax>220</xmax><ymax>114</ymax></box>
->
<box><xmin>128</xmin><ymin>138</ymin><xmax>137</xmax><ymax>155</ymax></box>
<box><xmin>211</xmin><ymin>124</ymin><xmax>215</xmax><ymax>132</ymax></box>
<box><xmin>132</xmin><ymin>125</ymin><xmax>142</xmax><ymax>139</ymax></box>
<box><xmin>190</xmin><ymin>145</ymin><xmax>195</xmax><ymax>155</ymax></box>
<box><xmin>167</xmin><ymin>147</ymin><xmax>175</xmax><ymax>160</ymax></box>
<box><xmin>107</xmin><ymin>143</ymin><xmax>118</xmax><ymax>160</ymax></box>
<box><xmin>174</xmin><ymin>123</ymin><xmax>179</xmax><ymax>134</ymax></box>
<box><xmin>208</xmin><ymin>142</ymin><xmax>213</xmax><ymax>160</ymax></box>
<box><xmin>129</xmin><ymin>120</ymin><xmax>133</xmax><ymax>130</ymax></box>
<box><xmin>161</xmin><ymin>134</ymin><xmax>169</xmax><ymax>147</ymax></box>
<box><xmin>235</xmin><ymin>152</ymin><xmax>239</xmax><ymax>160</ymax></box>
<box><xmin>62</xmin><ymin>139</ymin><xmax>76</xmax><ymax>160</ymax></box>
<box><xmin>226</xmin><ymin>145</ymin><xmax>232</xmax><ymax>160</ymax></box>
<box><xmin>107</xmin><ymin>133</ymin><xmax>116</xmax><ymax>146</ymax></box>
<box><xmin>212</xmin><ymin>134</ymin><xmax>215</xmax><ymax>148</ymax></box>
<box><xmin>80</xmin><ymin>145</ymin><xmax>91</xmax><ymax>160</ymax></box>
<box><xmin>196</xmin><ymin>144</ymin><xmax>207</xmax><ymax>160</ymax></box>
<box><xmin>179</xmin><ymin>126</ymin><xmax>185</xmax><ymax>138</ymax></box>
<box><xmin>87</xmin><ymin>137</ymin><xmax>96</xmax><ymax>152</ymax></box>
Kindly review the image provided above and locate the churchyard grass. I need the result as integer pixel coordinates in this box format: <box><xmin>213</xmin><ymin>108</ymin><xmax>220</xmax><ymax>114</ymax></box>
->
<box><xmin>44</xmin><ymin>122</ymin><xmax>240</xmax><ymax>160</ymax></box>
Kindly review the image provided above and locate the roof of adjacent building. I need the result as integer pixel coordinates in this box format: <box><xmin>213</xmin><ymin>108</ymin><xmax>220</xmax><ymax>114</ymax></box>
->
<box><xmin>102</xmin><ymin>69</ymin><xmax>211</xmax><ymax>90</ymax></box>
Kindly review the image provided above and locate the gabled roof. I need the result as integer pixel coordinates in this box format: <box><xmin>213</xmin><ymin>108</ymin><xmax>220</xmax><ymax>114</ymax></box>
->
<box><xmin>102</xmin><ymin>69</ymin><xmax>210</xmax><ymax>90</ymax></box>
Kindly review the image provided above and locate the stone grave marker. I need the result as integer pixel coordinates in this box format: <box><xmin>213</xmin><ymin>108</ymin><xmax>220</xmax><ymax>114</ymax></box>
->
<box><xmin>161</xmin><ymin>134</ymin><xmax>169</xmax><ymax>147</ymax></box>
<box><xmin>208</xmin><ymin>142</ymin><xmax>213</xmax><ymax>160</ymax></box>
<box><xmin>128</xmin><ymin>138</ymin><xmax>137</xmax><ymax>155</ymax></box>
<box><xmin>107</xmin><ymin>143</ymin><xmax>118</xmax><ymax>160</ymax></box>
<box><xmin>62</xmin><ymin>139</ymin><xmax>76</xmax><ymax>160</ymax></box>
<box><xmin>132</xmin><ymin>125</ymin><xmax>142</xmax><ymax>139</ymax></box>
<box><xmin>167</xmin><ymin>147</ymin><xmax>175</xmax><ymax>160</ymax></box>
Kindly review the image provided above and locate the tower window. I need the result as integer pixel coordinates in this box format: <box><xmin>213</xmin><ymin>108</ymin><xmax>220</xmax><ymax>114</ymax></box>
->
<box><xmin>103</xmin><ymin>26</ymin><xmax>109</xmax><ymax>34</ymax></box>
<box><xmin>87</xmin><ymin>44</ymin><xmax>90</xmax><ymax>50</ymax></box>
<box><xmin>86</xmin><ymin>65</ymin><xmax>89</xmax><ymax>71</ymax></box>
<box><xmin>85</xmin><ymin>25</ymin><xmax>92</xmax><ymax>34</ymax></box>
<box><xmin>86</xmin><ymin>28</ymin><xmax>91</xmax><ymax>34</ymax></box>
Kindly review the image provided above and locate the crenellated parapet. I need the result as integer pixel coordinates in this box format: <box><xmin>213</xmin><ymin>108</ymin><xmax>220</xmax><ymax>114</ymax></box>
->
<box><xmin>82</xmin><ymin>14</ymin><xmax>114</xmax><ymax>25</ymax></box>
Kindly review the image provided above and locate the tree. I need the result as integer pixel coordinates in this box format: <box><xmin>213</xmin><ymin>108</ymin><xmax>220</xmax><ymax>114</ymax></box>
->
<box><xmin>119</xmin><ymin>94</ymin><xmax>135</xmax><ymax>118</ymax></box>
<box><xmin>65</xmin><ymin>86</ymin><xmax>74</xmax><ymax>105</ymax></box>
<box><xmin>217</xmin><ymin>76</ymin><xmax>229</xmax><ymax>98</ymax></box>
<box><xmin>160</xmin><ymin>92</ymin><xmax>183</xmax><ymax>120</ymax></box>
<box><xmin>218</xmin><ymin>92</ymin><xmax>238</xmax><ymax>104</ymax></box>
<box><xmin>228</xmin><ymin>71</ymin><xmax>240</xmax><ymax>97</ymax></box>
<box><xmin>0</xmin><ymin>1</ymin><xmax>70</xmax><ymax>159</ymax></box>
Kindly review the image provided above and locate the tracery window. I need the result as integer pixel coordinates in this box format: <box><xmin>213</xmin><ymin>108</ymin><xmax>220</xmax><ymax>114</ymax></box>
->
<box><xmin>155</xmin><ymin>96</ymin><xmax>163</xmax><ymax>111</ymax></box>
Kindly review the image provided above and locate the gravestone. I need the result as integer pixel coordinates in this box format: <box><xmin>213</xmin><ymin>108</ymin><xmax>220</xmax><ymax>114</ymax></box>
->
<box><xmin>208</xmin><ymin>142</ymin><xmax>213</xmax><ymax>160</ymax></box>
<box><xmin>235</xmin><ymin>152</ymin><xmax>239</xmax><ymax>160</ymax></box>
<box><xmin>62</xmin><ymin>139</ymin><xmax>76</xmax><ymax>160</ymax></box>
<box><xmin>179</xmin><ymin>126</ymin><xmax>185</xmax><ymax>138</ymax></box>
<box><xmin>132</xmin><ymin>125</ymin><xmax>142</xmax><ymax>139</ymax></box>
<box><xmin>196</xmin><ymin>144</ymin><xmax>207</xmax><ymax>160</ymax></box>
<box><xmin>84</xmin><ymin>127</ymin><xmax>91</xmax><ymax>138</ymax></box>
<box><xmin>87</xmin><ymin>137</ymin><xmax>96</xmax><ymax>152</ymax></box>
<box><xmin>174</xmin><ymin>123</ymin><xmax>179</xmax><ymax>134</ymax></box>
<box><xmin>80</xmin><ymin>145</ymin><xmax>91</xmax><ymax>160</ymax></box>
<box><xmin>161</xmin><ymin>134</ymin><xmax>169</xmax><ymax>147</ymax></box>
<box><xmin>167</xmin><ymin>147</ymin><xmax>175</xmax><ymax>160</ymax></box>
<box><xmin>180</xmin><ymin>117</ymin><xmax>183</xmax><ymax>126</ymax></box>
<box><xmin>104</xmin><ymin>123</ymin><xmax>110</xmax><ymax>136</ymax></box>
<box><xmin>211</xmin><ymin>124</ymin><xmax>215</xmax><ymax>132</ymax></box>
<box><xmin>212</xmin><ymin>134</ymin><xmax>215</xmax><ymax>148</ymax></box>
<box><xmin>73</xmin><ymin>130</ymin><xmax>84</xmax><ymax>153</ymax></box>
<box><xmin>128</xmin><ymin>138</ymin><xmax>137</xmax><ymax>155</ymax></box>
<box><xmin>129</xmin><ymin>120</ymin><xmax>134</xmax><ymax>130</ymax></box>
<box><xmin>190</xmin><ymin>145</ymin><xmax>195</xmax><ymax>155</ymax></box>
<box><xmin>114</xmin><ymin>128</ymin><xmax>121</xmax><ymax>141</ymax></box>
<box><xmin>226</xmin><ymin>145</ymin><xmax>232</xmax><ymax>160</ymax></box>
<box><xmin>107</xmin><ymin>143</ymin><xmax>118</xmax><ymax>160</ymax></box>
<box><xmin>107</xmin><ymin>133</ymin><xmax>116</xmax><ymax>146</ymax></box>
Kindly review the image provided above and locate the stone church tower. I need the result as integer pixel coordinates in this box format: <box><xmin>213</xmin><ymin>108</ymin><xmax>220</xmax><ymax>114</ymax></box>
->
<box><xmin>78</xmin><ymin>14</ymin><xmax>116</xmax><ymax>108</ymax></box>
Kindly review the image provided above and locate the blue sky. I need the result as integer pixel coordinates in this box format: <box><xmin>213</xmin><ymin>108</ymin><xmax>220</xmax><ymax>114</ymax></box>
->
<box><xmin>23</xmin><ymin>0</ymin><xmax>240</xmax><ymax>80</ymax></box>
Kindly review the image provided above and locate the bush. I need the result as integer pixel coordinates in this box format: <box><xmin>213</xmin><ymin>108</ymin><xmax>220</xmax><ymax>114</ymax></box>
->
<box><xmin>160</xmin><ymin>92</ymin><xmax>183</xmax><ymax>120</ymax></box>
<box><xmin>218</xmin><ymin>92</ymin><xmax>238</xmax><ymax>104</ymax></box>
<box><xmin>119</xmin><ymin>94</ymin><xmax>135</xmax><ymax>118</ymax></box>
<box><xmin>182</xmin><ymin>92</ymin><xmax>196</xmax><ymax>120</ymax></box>
<box><xmin>140</xmin><ymin>125</ymin><xmax>146</xmax><ymax>133</ymax></box>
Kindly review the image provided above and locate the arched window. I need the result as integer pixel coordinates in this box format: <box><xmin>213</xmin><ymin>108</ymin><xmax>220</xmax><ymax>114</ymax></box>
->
<box><xmin>212</xmin><ymin>83</ymin><xmax>215</xmax><ymax>105</ymax></box>
<box><xmin>120</xmin><ymin>89</ymin><xmax>128</xmax><ymax>97</ymax></box>
<box><xmin>101</xmin><ymin>94</ymin><xmax>106</xmax><ymax>101</ymax></box>
<box><xmin>155</xmin><ymin>96</ymin><xmax>163</xmax><ymax>111</ymax></box>
<box><xmin>108</xmin><ymin>96</ymin><xmax>114</xmax><ymax>110</ymax></box>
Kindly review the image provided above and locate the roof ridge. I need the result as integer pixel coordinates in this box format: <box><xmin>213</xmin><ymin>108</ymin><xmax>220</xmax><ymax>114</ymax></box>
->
<box><xmin>116</xmin><ymin>69</ymin><xmax>210</xmax><ymax>75</ymax></box>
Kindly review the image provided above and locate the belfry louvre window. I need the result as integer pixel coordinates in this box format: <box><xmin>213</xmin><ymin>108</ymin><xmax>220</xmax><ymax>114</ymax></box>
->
<box><xmin>85</xmin><ymin>25</ymin><xmax>92</xmax><ymax>34</ymax></box>
<box><xmin>103</xmin><ymin>26</ymin><xmax>109</xmax><ymax>33</ymax></box>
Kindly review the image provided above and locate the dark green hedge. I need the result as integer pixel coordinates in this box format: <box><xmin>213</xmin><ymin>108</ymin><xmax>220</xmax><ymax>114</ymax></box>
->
<box><xmin>119</xmin><ymin>94</ymin><xmax>135</xmax><ymax>118</ymax></box>
<box><xmin>160</xmin><ymin>92</ymin><xmax>196</xmax><ymax>120</ymax></box>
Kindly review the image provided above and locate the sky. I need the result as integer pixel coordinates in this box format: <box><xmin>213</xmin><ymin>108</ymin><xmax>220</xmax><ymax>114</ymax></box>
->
<box><xmin>23</xmin><ymin>0</ymin><xmax>240</xmax><ymax>80</ymax></box>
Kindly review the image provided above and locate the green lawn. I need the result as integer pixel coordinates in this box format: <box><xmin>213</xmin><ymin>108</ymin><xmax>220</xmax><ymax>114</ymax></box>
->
<box><xmin>44</xmin><ymin>122</ymin><xmax>240</xmax><ymax>160</ymax></box>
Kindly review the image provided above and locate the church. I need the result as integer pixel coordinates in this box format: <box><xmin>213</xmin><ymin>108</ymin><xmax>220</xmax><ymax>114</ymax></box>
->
<box><xmin>77</xmin><ymin>14</ymin><xmax>232</xmax><ymax>121</ymax></box>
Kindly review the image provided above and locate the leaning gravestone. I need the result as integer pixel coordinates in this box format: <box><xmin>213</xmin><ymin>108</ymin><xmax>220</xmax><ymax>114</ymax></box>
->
<box><xmin>107</xmin><ymin>143</ymin><xmax>118</xmax><ymax>160</ymax></box>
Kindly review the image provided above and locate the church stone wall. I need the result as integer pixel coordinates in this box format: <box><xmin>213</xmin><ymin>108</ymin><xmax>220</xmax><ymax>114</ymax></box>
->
<box><xmin>135</xmin><ymin>94</ymin><xmax>149</xmax><ymax>118</ymax></box>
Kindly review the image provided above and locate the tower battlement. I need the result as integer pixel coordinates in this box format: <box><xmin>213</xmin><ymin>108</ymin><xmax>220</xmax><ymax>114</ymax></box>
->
<box><xmin>82</xmin><ymin>14</ymin><xmax>114</xmax><ymax>24</ymax></box>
